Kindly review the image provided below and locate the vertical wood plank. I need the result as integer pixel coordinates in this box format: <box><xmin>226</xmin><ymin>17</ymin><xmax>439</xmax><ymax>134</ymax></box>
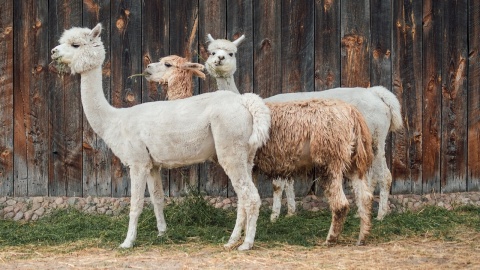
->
<box><xmin>14</xmin><ymin>1</ymin><xmax>50</xmax><ymax>196</ymax></box>
<box><xmin>0</xmin><ymin>0</ymin><xmax>13</xmax><ymax>196</ymax></box>
<box><xmin>253</xmin><ymin>0</ymin><xmax>281</xmax><ymax>198</ymax></box>
<box><xmin>82</xmin><ymin>0</ymin><xmax>112</xmax><ymax>197</ymax></box>
<box><xmin>441</xmin><ymin>0</ymin><xmax>468</xmax><ymax>192</ymax></box>
<box><xmin>142</xmin><ymin>0</ymin><xmax>170</xmax><ymax>196</ymax></box>
<box><xmin>468</xmin><ymin>0</ymin><xmax>480</xmax><ymax>191</ymax></box>
<box><xmin>371</xmin><ymin>0</ymin><xmax>393</xmax><ymax>191</ymax></box>
<box><xmin>168</xmin><ymin>0</ymin><xmax>200</xmax><ymax>197</ymax></box>
<box><xmin>281</xmin><ymin>0</ymin><xmax>315</xmax><ymax>196</ymax></box>
<box><xmin>315</xmin><ymin>0</ymin><xmax>340</xmax><ymax>90</ymax></box>
<box><xmin>281</xmin><ymin>0</ymin><xmax>314</xmax><ymax>93</ymax></box>
<box><xmin>198</xmin><ymin>0</ymin><xmax>229</xmax><ymax>197</ymax></box>
<box><xmin>340</xmin><ymin>0</ymin><xmax>370</xmax><ymax>88</ymax></box>
<box><xmin>110</xmin><ymin>0</ymin><xmax>143</xmax><ymax>197</ymax></box>
<box><xmin>227</xmin><ymin>0</ymin><xmax>253</xmax><ymax>94</ymax></box>
<box><xmin>422</xmin><ymin>0</ymin><xmax>442</xmax><ymax>193</ymax></box>
<box><xmin>48</xmin><ymin>0</ymin><xmax>83</xmax><ymax>197</ymax></box>
<box><xmin>391</xmin><ymin>0</ymin><xmax>423</xmax><ymax>194</ymax></box>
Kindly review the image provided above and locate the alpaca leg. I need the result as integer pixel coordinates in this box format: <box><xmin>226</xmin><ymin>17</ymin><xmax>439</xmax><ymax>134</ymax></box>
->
<box><xmin>377</xmin><ymin>160</ymin><xmax>392</xmax><ymax>220</ymax></box>
<box><xmin>147</xmin><ymin>166</ymin><xmax>166</xmax><ymax>236</ymax></box>
<box><xmin>120</xmin><ymin>164</ymin><xmax>149</xmax><ymax>248</ymax></box>
<box><xmin>270</xmin><ymin>177</ymin><xmax>286</xmax><ymax>222</ymax></box>
<box><xmin>350</xmin><ymin>174</ymin><xmax>373</xmax><ymax>245</ymax></box>
<box><xmin>237</xmin><ymin>179</ymin><xmax>261</xmax><ymax>251</ymax></box>
<box><xmin>285</xmin><ymin>178</ymin><xmax>296</xmax><ymax>217</ymax></box>
<box><xmin>322</xmin><ymin>172</ymin><xmax>350</xmax><ymax>245</ymax></box>
<box><xmin>224</xmin><ymin>201</ymin><xmax>246</xmax><ymax>249</ymax></box>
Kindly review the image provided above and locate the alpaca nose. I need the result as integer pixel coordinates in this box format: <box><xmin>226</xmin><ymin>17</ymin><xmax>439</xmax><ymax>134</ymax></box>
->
<box><xmin>51</xmin><ymin>48</ymin><xmax>57</xmax><ymax>54</ymax></box>
<box><xmin>218</xmin><ymin>56</ymin><xmax>225</xmax><ymax>61</ymax></box>
<box><xmin>147</xmin><ymin>64</ymin><xmax>152</xmax><ymax>68</ymax></box>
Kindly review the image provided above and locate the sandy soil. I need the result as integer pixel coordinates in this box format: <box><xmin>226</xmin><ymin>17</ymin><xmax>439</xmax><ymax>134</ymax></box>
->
<box><xmin>1</xmin><ymin>236</ymin><xmax>479</xmax><ymax>270</ymax></box>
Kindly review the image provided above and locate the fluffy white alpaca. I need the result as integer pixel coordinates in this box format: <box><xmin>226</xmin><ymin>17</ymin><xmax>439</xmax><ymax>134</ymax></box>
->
<box><xmin>143</xmin><ymin>55</ymin><xmax>205</xmax><ymax>100</ymax></box>
<box><xmin>50</xmin><ymin>24</ymin><xmax>271</xmax><ymax>251</ymax></box>
<box><xmin>205</xmin><ymin>34</ymin><xmax>403</xmax><ymax>221</ymax></box>
<box><xmin>147</xmin><ymin>43</ymin><xmax>375</xmax><ymax>245</ymax></box>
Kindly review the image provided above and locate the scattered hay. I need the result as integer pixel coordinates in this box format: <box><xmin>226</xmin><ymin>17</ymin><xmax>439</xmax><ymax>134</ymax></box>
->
<box><xmin>48</xmin><ymin>57</ymin><xmax>70</xmax><ymax>77</ymax></box>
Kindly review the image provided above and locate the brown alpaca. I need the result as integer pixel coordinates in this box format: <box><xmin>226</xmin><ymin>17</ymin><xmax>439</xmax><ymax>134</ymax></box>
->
<box><xmin>144</xmin><ymin>55</ymin><xmax>205</xmax><ymax>100</ymax></box>
<box><xmin>255</xmin><ymin>99</ymin><xmax>374</xmax><ymax>245</ymax></box>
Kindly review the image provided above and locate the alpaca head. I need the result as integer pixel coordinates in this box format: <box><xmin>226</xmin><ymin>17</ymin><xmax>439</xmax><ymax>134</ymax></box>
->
<box><xmin>144</xmin><ymin>55</ymin><xmax>205</xmax><ymax>85</ymax></box>
<box><xmin>205</xmin><ymin>34</ymin><xmax>245</xmax><ymax>78</ymax></box>
<box><xmin>51</xmin><ymin>23</ymin><xmax>105</xmax><ymax>75</ymax></box>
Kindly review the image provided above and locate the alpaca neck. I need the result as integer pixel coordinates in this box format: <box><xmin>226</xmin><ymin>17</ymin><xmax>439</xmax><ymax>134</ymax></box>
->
<box><xmin>80</xmin><ymin>66</ymin><xmax>116</xmax><ymax>137</ymax></box>
<box><xmin>166</xmin><ymin>71</ymin><xmax>193</xmax><ymax>100</ymax></box>
<box><xmin>215</xmin><ymin>75</ymin><xmax>239</xmax><ymax>94</ymax></box>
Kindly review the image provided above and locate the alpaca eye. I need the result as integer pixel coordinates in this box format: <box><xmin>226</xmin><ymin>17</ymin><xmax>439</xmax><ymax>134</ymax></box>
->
<box><xmin>229</xmin><ymin>53</ymin><xmax>233</xmax><ymax>57</ymax></box>
<box><xmin>165</xmin><ymin>63</ymin><xmax>172</xmax><ymax>67</ymax></box>
<box><xmin>72</xmin><ymin>44</ymin><xmax>80</xmax><ymax>48</ymax></box>
<box><xmin>211</xmin><ymin>52</ymin><xmax>216</xmax><ymax>56</ymax></box>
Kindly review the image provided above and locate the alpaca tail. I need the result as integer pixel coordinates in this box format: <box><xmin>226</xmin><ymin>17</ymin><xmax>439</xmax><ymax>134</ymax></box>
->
<box><xmin>368</xmin><ymin>86</ymin><xmax>403</xmax><ymax>132</ymax></box>
<box><xmin>240</xmin><ymin>93</ymin><xmax>271</xmax><ymax>150</ymax></box>
<box><xmin>351</xmin><ymin>107</ymin><xmax>375</xmax><ymax>179</ymax></box>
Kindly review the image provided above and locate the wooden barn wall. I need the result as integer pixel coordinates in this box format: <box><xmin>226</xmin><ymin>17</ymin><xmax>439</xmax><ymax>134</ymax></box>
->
<box><xmin>0</xmin><ymin>0</ymin><xmax>479</xmax><ymax>198</ymax></box>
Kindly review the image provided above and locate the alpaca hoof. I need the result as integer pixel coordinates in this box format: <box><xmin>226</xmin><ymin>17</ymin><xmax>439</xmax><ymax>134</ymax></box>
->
<box><xmin>237</xmin><ymin>242</ymin><xmax>253</xmax><ymax>251</ymax></box>
<box><xmin>157</xmin><ymin>230</ymin><xmax>166</xmax><ymax>237</ymax></box>
<box><xmin>356</xmin><ymin>239</ymin><xmax>366</xmax><ymax>246</ymax></box>
<box><xmin>285</xmin><ymin>212</ymin><xmax>296</xmax><ymax>218</ymax></box>
<box><xmin>270</xmin><ymin>214</ymin><xmax>279</xmax><ymax>223</ymax></box>
<box><xmin>223</xmin><ymin>241</ymin><xmax>237</xmax><ymax>250</ymax></box>
<box><xmin>119</xmin><ymin>241</ymin><xmax>133</xmax><ymax>249</ymax></box>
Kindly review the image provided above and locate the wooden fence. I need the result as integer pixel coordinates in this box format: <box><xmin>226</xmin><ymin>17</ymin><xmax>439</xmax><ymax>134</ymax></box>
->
<box><xmin>0</xmin><ymin>0</ymin><xmax>479</xmax><ymax>198</ymax></box>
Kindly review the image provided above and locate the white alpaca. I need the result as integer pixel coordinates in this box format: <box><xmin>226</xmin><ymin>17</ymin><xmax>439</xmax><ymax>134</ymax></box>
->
<box><xmin>205</xmin><ymin>34</ymin><xmax>403</xmax><ymax>221</ymax></box>
<box><xmin>148</xmin><ymin>44</ymin><xmax>375</xmax><ymax>245</ymax></box>
<box><xmin>50</xmin><ymin>24</ymin><xmax>271</xmax><ymax>251</ymax></box>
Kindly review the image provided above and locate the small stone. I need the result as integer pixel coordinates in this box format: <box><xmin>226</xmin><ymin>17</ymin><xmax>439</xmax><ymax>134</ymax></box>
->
<box><xmin>0</xmin><ymin>197</ymin><xmax>6</xmax><ymax>203</ymax></box>
<box><xmin>311</xmin><ymin>207</ymin><xmax>320</xmax><ymax>212</ymax></box>
<box><xmin>31</xmin><ymin>214</ymin><xmax>39</xmax><ymax>221</ymax></box>
<box><xmin>34</xmin><ymin>207</ymin><xmax>45</xmax><ymax>217</ymax></box>
<box><xmin>32</xmin><ymin>197</ymin><xmax>44</xmax><ymax>204</ymax></box>
<box><xmin>24</xmin><ymin>210</ymin><xmax>34</xmax><ymax>221</ymax></box>
<box><xmin>54</xmin><ymin>197</ymin><xmax>64</xmax><ymax>205</ymax></box>
<box><xmin>214</xmin><ymin>202</ymin><xmax>223</xmax><ymax>209</ymax></box>
<box><xmin>13</xmin><ymin>211</ymin><xmax>24</xmax><ymax>221</ymax></box>
<box><xmin>94</xmin><ymin>197</ymin><xmax>100</xmax><ymax>204</ymax></box>
<box><xmin>106</xmin><ymin>210</ymin><xmax>113</xmax><ymax>216</ymax></box>
<box><xmin>4</xmin><ymin>212</ymin><xmax>15</xmax><ymax>219</ymax></box>
<box><xmin>302</xmin><ymin>203</ymin><xmax>312</xmax><ymax>211</ymax></box>
<box><xmin>97</xmin><ymin>207</ymin><xmax>106</xmax><ymax>214</ymax></box>
<box><xmin>6</xmin><ymin>199</ymin><xmax>16</xmax><ymax>206</ymax></box>
<box><xmin>222</xmin><ymin>198</ymin><xmax>231</xmax><ymax>205</ymax></box>
<box><xmin>437</xmin><ymin>202</ymin><xmax>445</xmax><ymax>208</ymax></box>
<box><xmin>3</xmin><ymin>205</ymin><xmax>14</xmax><ymax>213</ymax></box>
<box><xmin>86</xmin><ymin>196</ymin><xmax>93</xmax><ymax>203</ymax></box>
<box><xmin>0</xmin><ymin>210</ymin><xmax>3</xmax><ymax>216</ymax></box>
<box><xmin>222</xmin><ymin>204</ymin><xmax>230</xmax><ymax>210</ymax></box>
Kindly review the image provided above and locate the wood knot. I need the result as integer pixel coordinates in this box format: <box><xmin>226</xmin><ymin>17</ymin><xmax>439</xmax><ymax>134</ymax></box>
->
<box><xmin>3</xmin><ymin>26</ymin><xmax>12</xmax><ymax>35</ymax></box>
<box><xmin>341</xmin><ymin>34</ymin><xmax>364</xmax><ymax>48</ymax></box>
<box><xmin>260</xmin><ymin>38</ymin><xmax>272</xmax><ymax>50</ymax></box>
<box><xmin>116</xmin><ymin>18</ymin><xmax>125</xmax><ymax>30</ymax></box>
<box><xmin>1</xmin><ymin>149</ymin><xmax>11</xmax><ymax>158</ymax></box>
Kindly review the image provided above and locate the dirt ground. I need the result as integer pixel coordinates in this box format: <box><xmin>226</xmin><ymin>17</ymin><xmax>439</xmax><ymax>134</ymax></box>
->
<box><xmin>1</xmin><ymin>235</ymin><xmax>479</xmax><ymax>270</ymax></box>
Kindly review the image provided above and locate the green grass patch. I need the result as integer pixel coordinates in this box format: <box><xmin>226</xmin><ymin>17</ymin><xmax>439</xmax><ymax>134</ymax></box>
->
<box><xmin>1</xmin><ymin>193</ymin><xmax>479</xmax><ymax>250</ymax></box>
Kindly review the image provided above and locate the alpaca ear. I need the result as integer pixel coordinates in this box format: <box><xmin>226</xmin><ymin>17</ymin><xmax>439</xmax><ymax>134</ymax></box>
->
<box><xmin>232</xmin><ymin>34</ymin><xmax>245</xmax><ymax>47</ymax></box>
<box><xmin>181</xmin><ymin>63</ymin><xmax>206</xmax><ymax>80</ymax></box>
<box><xmin>90</xmin><ymin>23</ymin><xmax>102</xmax><ymax>39</ymax></box>
<box><xmin>207</xmin><ymin>34</ymin><xmax>215</xmax><ymax>43</ymax></box>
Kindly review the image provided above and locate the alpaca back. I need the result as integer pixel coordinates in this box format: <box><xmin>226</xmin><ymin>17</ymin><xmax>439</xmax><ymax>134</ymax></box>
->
<box><xmin>256</xmin><ymin>99</ymin><xmax>373</xmax><ymax>178</ymax></box>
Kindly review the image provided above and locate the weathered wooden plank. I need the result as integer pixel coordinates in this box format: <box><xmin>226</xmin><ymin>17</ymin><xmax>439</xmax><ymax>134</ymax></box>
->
<box><xmin>281</xmin><ymin>0</ymin><xmax>314</xmax><ymax>93</ymax></box>
<box><xmin>198</xmin><ymin>0</ymin><xmax>229</xmax><ymax>197</ymax></box>
<box><xmin>391</xmin><ymin>0</ymin><xmax>423</xmax><ymax>194</ymax></box>
<box><xmin>340</xmin><ymin>0</ymin><xmax>370</xmax><ymax>88</ymax></box>
<box><xmin>142</xmin><ymin>0</ymin><xmax>170</xmax><ymax>196</ymax></box>
<box><xmin>281</xmin><ymin>0</ymin><xmax>315</xmax><ymax>196</ymax></box>
<box><xmin>370</xmin><ymin>0</ymin><xmax>392</xmax><ymax>194</ymax></box>
<box><xmin>168</xmin><ymin>0</ymin><xmax>200</xmax><ymax>197</ymax></box>
<box><xmin>253</xmin><ymin>0</ymin><xmax>281</xmax><ymax>198</ymax></box>
<box><xmin>48</xmin><ymin>0</ymin><xmax>83</xmax><ymax>197</ymax></box>
<box><xmin>13</xmin><ymin>1</ymin><xmax>50</xmax><ymax>196</ymax></box>
<box><xmin>110</xmin><ymin>0</ymin><xmax>143</xmax><ymax>197</ymax></box>
<box><xmin>315</xmin><ymin>0</ymin><xmax>340</xmax><ymax>90</ymax></box>
<box><xmin>0</xmin><ymin>0</ymin><xmax>13</xmax><ymax>196</ymax></box>
<box><xmin>441</xmin><ymin>0</ymin><xmax>468</xmax><ymax>193</ymax></box>
<box><xmin>82</xmin><ymin>0</ymin><xmax>112</xmax><ymax>197</ymax></box>
<box><xmin>422</xmin><ymin>0</ymin><xmax>442</xmax><ymax>194</ymax></box>
<box><xmin>468</xmin><ymin>0</ymin><xmax>480</xmax><ymax>191</ymax></box>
